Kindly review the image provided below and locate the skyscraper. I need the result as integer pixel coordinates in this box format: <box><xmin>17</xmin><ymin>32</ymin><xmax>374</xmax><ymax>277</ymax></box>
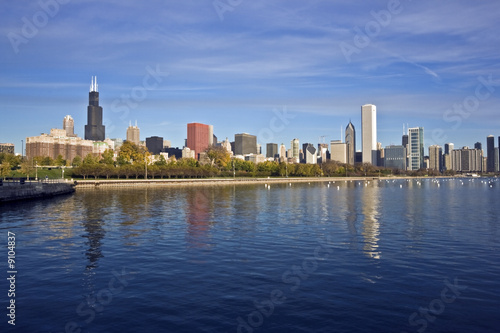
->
<box><xmin>361</xmin><ymin>104</ymin><xmax>377</xmax><ymax>165</ymax></box>
<box><xmin>302</xmin><ymin>143</ymin><xmax>317</xmax><ymax>164</ymax></box>
<box><xmin>444</xmin><ymin>143</ymin><xmax>454</xmax><ymax>155</ymax></box>
<box><xmin>330</xmin><ymin>140</ymin><xmax>347</xmax><ymax>163</ymax></box>
<box><xmin>486</xmin><ymin>135</ymin><xmax>495</xmax><ymax>172</ymax></box>
<box><xmin>63</xmin><ymin>115</ymin><xmax>75</xmax><ymax>137</ymax></box>
<box><xmin>279</xmin><ymin>143</ymin><xmax>286</xmax><ymax>159</ymax></box>
<box><xmin>291</xmin><ymin>138</ymin><xmax>300</xmax><ymax>162</ymax></box>
<box><xmin>384</xmin><ymin>145</ymin><xmax>406</xmax><ymax>170</ymax></box>
<box><xmin>187</xmin><ymin>123</ymin><xmax>211</xmax><ymax>159</ymax></box>
<box><xmin>345</xmin><ymin>121</ymin><xmax>356</xmax><ymax>165</ymax></box>
<box><xmin>266</xmin><ymin>143</ymin><xmax>278</xmax><ymax>158</ymax></box>
<box><xmin>84</xmin><ymin>76</ymin><xmax>105</xmax><ymax>141</ymax></box>
<box><xmin>402</xmin><ymin>134</ymin><xmax>408</xmax><ymax>148</ymax></box>
<box><xmin>429</xmin><ymin>145</ymin><xmax>442</xmax><ymax>172</ymax></box>
<box><xmin>126</xmin><ymin>121</ymin><xmax>140</xmax><ymax>145</ymax></box>
<box><xmin>233</xmin><ymin>133</ymin><xmax>257</xmax><ymax>155</ymax></box>
<box><xmin>146</xmin><ymin>136</ymin><xmax>164</xmax><ymax>155</ymax></box>
<box><xmin>408</xmin><ymin>127</ymin><xmax>424</xmax><ymax>170</ymax></box>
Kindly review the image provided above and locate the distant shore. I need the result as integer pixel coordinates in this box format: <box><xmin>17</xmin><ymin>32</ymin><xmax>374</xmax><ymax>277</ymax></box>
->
<box><xmin>74</xmin><ymin>175</ymin><xmax>465</xmax><ymax>189</ymax></box>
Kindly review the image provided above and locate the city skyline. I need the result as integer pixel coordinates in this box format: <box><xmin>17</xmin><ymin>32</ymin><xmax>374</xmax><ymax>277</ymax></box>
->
<box><xmin>1</xmin><ymin>1</ymin><xmax>500</xmax><ymax>154</ymax></box>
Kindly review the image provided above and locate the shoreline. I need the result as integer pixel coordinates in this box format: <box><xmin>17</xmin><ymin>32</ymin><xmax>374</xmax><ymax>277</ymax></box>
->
<box><xmin>74</xmin><ymin>175</ymin><xmax>466</xmax><ymax>189</ymax></box>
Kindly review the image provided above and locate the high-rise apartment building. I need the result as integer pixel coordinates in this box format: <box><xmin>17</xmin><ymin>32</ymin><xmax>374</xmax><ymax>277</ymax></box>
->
<box><xmin>451</xmin><ymin>147</ymin><xmax>483</xmax><ymax>172</ymax></box>
<box><xmin>407</xmin><ymin>127</ymin><xmax>424</xmax><ymax>170</ymax></box>
<box><xmin>279</xmin><ymin>143</ymin><xmax>287</xmax><ymax>159</ymax></box>
<box><xmin>126</xmin><ymin>122</ymin><xmax>140</xmax><ymax>145</ymax></box>
<box><xmin>361</xmin><ymin>104</ymin><xmax>377</xmax><ymax>165</ymax></box>
<box><xmin>84</xmin><ymin>76</ymin><xmax>105</xmax><ymax>141</ymax></box>
<box><xmin>187</xmin><ymin>123</ymin><xmax>211</xmax><ymax>159</ymax></box>
<box><xmin>429</xmin><ymin>145</ymin><xmax>442</xmax><ymax>172</ymax></box>
<box><xmin>234</xmin><ymin>133</ymin><xmax>257</xmax><ymax>155</ymax></box>
<box><xmin>345</xmin><ymin>121</ymin><xmax>356</xmax><ymax>165</ymax></box>
<box><xmin>486</xmin><ymin>135</ymin><xmax>495</xmax><ymax>172</ymax></box>
<box><xmin>26</xmin><ymin>128</ymin><xmax>94</xmax><ymax>161</ymax></box>
<box><xmin>63</xmin><ymin>115</ymin><xmax>75</xmax><ymax>137</ymax></box>
<box><xmin>291</xmin><ymin>138</ymin><xmax>300</xmax><ymax>162</ymax></box>
<box><xmin>444</xmin><ymin>143</ymin><xmax>454</xmax><ymax>155</ymax></box>
<box><xmin>0</xmin><ymin>143</ymin><xmax>15</xmax><ymax>154</ymax></box>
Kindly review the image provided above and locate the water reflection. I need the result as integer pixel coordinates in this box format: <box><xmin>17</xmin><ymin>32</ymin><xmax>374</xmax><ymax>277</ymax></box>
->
<box><xmin>361</xmin><ymin>182</ymin><xmax>381</xmax><ymax>260</ymax></box>
<box><xmin>80</xmin><ymin>191</ymin><xmax>108</xmax><ymax>270</ymax></box>
<box><xmin>185</xmin><ymin>188</ymin><xmax>214</xmax><ymax>249</ymax></box>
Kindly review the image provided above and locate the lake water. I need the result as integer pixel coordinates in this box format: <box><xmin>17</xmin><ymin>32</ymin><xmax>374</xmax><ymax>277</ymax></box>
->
<box><xmin>1</xmin><ymin>178</ymin><xmax>499</xmax><ymax>332</ymax></box>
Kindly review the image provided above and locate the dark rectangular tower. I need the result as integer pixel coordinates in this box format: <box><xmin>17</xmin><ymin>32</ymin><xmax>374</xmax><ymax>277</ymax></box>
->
<box><xmin>85</xmin><ymin>76</ymin><xmax>105</xmax><ymax>141</ymax></box>
<box><xmin>487</xmin><ymin>135</ymin><xmax>495</xmax><ymax>172</ymax></box>
<box><xmin>345</xmin><ymin>121</ymin><xmax>356</xmax><ymax>165</ymax></box>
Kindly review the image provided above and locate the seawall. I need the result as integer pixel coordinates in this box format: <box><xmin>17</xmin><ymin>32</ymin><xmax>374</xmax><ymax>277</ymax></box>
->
<box><xmin>0</xmin><ymin>180</ymin><xmax>75</xmax><ymax>203</ymax></box>
<box><xmin>75</xmin><ymin>177</ymin><xmax>392</xmax><ymax>188</ymax></box>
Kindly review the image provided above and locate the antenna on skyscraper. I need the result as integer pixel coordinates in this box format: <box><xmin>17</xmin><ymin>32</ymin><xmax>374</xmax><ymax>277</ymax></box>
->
<box><xmin>95</xmin><ymin>76</ymin><xmax>98</xmax><ymax>92</ymax></box>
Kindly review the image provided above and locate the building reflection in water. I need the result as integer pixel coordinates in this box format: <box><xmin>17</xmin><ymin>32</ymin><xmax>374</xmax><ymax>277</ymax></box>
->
<box><xmin>344</xmin><ymin>181</ymin><xmax>360</xmax><ymax>250</ymax></box>
<box><xmin>361</xmin><ymin>181</ymin><xmax>381</xmax><ymax>260</ymax></box>
<box><xmin>185</xmin><ymin>188</ymin><xmax>214</xmax><ymax>249</ymax></box>
<box><xmin>80</xmin><ymin>191</ymin><xmax>108</xmax><ymax>271</ymax></box>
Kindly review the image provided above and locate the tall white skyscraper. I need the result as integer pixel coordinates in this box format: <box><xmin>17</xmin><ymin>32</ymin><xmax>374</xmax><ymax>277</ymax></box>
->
<box><xmin>361</xmin><ymin>104</ymin><xmax>377</xmax><ymax>165</ymax></box>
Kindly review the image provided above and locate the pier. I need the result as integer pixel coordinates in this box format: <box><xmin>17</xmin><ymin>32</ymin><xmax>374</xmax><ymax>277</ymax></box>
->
<box><xmin>0</xmin><ymin>179</ymin><xmax>75</xmax><ymax>203</ymax></box>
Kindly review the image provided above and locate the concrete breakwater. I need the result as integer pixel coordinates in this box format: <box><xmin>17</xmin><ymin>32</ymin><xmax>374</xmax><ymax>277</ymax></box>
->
<box><xmin>74</xmin><ymin>177</ymin><xmax>382</xmax><ymax>188</ymax></box>
<box><xmin>0</xmin><ymin>180</ymin><xmax>75</xmax><ymax>203</ymax></box>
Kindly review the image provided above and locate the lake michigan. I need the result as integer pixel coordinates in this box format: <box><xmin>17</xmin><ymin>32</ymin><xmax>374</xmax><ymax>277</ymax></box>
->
<box><xmin>1</xmin><ymin>178</ymin><xmax>499</xmax><ymax>332</ymax></box>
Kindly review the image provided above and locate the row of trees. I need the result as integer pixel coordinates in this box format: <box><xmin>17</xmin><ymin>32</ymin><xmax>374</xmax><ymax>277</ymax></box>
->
<box><xmin>1</xmin><ymin>141</ymin><xmax>459</xmax><ymax>180</ymax></box>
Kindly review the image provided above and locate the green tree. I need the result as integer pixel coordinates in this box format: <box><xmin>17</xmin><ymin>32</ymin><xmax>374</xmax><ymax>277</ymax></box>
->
<box><xmin>41</xmin><ymin>156</ymin><xmax>54</xmax><ymax>166</ymax></box>
<box><xmin>20</xmin><ymin>158</ymin><xmax>34</xmax><ymax>178</ymax></box>
<box><xmin>177</xmin><ymin>158</ymin><xmax>199</xmax><ymax>168</ymax></box>
<box><xmin>118</xmin><ymin>141</ymin><xmax>148</xmax><ymax>164</ymax></box>
<box><xmin>0</xmin><ymin>162</ymin><xmax>12</xmax><ymax>179</ymax></box>
<box><xmin>72</xmin><ymin>156</ymin><xmax>82</xmax><ymax>167</ymax></box>
<box><xmin>54</xmin><ymin>154</ymin><xmax>66</xmax><ymax>167</ymax></box>
<box><xmin>119</xmin><ymin>164</ymin><xmax>135</xmax><ymax>179</ymax></box>
<box><xmin>101</xmin><ymin>149</ymin><xmax>115</xmax><ymax>165</ymax></box>
<box><xmin>205</xmin><ymin>146</ymin><xmax>231</xmax><ymax>169</ymax></box>
<box><xmin>83</xmin><ymin>154</ymin><xmax>99</xmax><ymax>165</ymax></box>
<box><xmin>154</xmin><ymin>154</ymin><xmax>167</xmax><ymax>166</ymax></box>
<box><xmin>100</xmin><ymin>164</ymin><xmax>116</xmax><ymax>179</ymax></box>
<box><xmin>148</xmin><ymin>164</ymin><xmax>159</xmax><ymax>179</ymax></box>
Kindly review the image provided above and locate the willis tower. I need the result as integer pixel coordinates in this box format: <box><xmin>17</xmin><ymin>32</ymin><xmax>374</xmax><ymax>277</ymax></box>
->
<box><xmin>85</xmin><ymin>76</ymin><xmax>105</xmax><ymax>141</ymax></box>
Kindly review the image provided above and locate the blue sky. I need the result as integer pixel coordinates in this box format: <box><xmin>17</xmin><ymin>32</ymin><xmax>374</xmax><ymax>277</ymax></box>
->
<box><xmin>1</xmin><ymin>0</ymin><xmax>500</xmax><ymax>155</ymax></box>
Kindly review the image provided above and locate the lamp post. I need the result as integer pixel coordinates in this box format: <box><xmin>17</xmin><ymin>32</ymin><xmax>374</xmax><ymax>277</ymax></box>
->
<box><xmin>35</xmin><ymin>162</ymin><xmax>38</xmax><ymax>181</ymax></box>
<box><xmin>145</xmin><ymin>156</ymin><xmax>148</xmax><ymax>179</ymax></box>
